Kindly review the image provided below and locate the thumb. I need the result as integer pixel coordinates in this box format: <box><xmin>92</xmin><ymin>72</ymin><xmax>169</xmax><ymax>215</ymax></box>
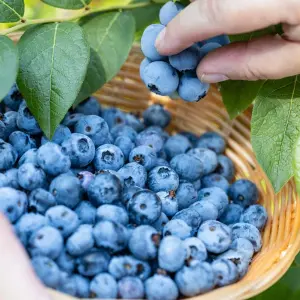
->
<box><xmin>197</xmin><ymin>35</ymin><xmax>300</xmax><ymax>82</ymax></box>
<box><xmin>0</xmin><ymin>214</ymin><xmax>51</xmax><ymax>300</ymax></box>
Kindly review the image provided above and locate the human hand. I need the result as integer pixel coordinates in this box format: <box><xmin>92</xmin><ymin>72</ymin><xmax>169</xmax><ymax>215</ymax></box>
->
<box><xmin>0</xmin><ymin>214</ymin><xmax>50</xmax><ymax>300</ymax></box>
<box><xmin>155</xmin><ymin>0</ymin><xmax>300</xmax><ymax>83</ymax></box>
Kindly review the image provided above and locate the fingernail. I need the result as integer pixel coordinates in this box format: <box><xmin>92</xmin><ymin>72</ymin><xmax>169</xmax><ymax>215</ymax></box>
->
<box><xmin>155</xmin><ymin>28</ymin><xmax>166</xmax><ymax>49</ymax></box>
<box><xmin>201</xmin><ymin>73</ymin><xmax>229</xmax><ymax>83</ymax></box>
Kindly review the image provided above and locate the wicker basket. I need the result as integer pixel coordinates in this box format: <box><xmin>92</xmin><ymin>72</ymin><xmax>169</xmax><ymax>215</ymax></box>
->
<box><xmin>10</xmin><ymin>32</ymin><xmax>300</xmax><ymax>299</ymax></box>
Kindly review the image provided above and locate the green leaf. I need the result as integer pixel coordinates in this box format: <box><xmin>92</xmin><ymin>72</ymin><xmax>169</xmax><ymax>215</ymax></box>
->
<box><xmin>0</xmin><ymin>36</ymin><xmax>18</xmax><ymax>101</ymax></box>
<box><xmin>251</xmin><ymin>261</ymin><xmax>300</xmax><ymax>299</ymax></box>
<box><xmin>251</xmin><ymin>76</ymin><xmax>300</xmax><ymax>193</ymax></box>
<box><xmin>0</xmin><ymin>0</ymin><xmax>24</xmax><ymax>23</ymax></box>
<box><xmin>293</xmin><ymin>134</ymin><xmax>300</xmax><ymax>194</ymax></box>
<box><xmin>76</xmin><ymin>10</ymin><xmax>135</xmax><ymax>105</ymax></box>
<box><xmin>41</xmin><ymin>0</ymin><xmax>91</xmax><ymax>10</ymax></box>
<box><xmin>17</xmin><ymin>22</ymin><xmax>90</xmax><ymax>138</ymax></box>
<box><xmin>220</xmin><ymin>80</ymin><xmax>265</xmax><ymax>119</ymax></box>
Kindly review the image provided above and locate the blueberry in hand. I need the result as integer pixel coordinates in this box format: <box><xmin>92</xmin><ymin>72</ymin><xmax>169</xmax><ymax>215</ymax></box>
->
<box><xmin>143</xmin><ymin>61</ymin><xmax>179</xmax><ymax>96</ymax></box>
<box><xmin>127</xmin><ymin>190</ymin><xmax>162</xmax><ymax>225</ymax></box>
<box><xmin>159</xmin><ymin>1</ymin><xmax>184</xmax><ymax>25</ymax></box>
<box><xmin>140</xmin><ymin>58</ymin><xmax>152</xmax><ymax>82</ymax></box>
<box><xmin>141</xmin><ymin>24</ymin><xmax>166</xmax><ymax>61</ymax></box>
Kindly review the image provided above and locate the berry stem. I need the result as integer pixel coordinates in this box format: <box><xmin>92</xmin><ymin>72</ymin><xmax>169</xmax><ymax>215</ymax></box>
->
<box><xmin>1</xmin><ymin>2</ymin><xmax>150</xmax><ymax>35</ymax></box>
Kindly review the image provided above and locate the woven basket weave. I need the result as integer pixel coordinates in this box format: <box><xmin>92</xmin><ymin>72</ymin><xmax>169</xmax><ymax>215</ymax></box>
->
<box><xmin>10</xmin><ymin>32</ymin><xmax>300</xmax><ymax>299</ymax></box>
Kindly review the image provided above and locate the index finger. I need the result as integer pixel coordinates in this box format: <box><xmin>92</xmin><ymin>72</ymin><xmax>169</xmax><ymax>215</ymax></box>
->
<box><xmin>155</xmin><ymin>0</ymin><xmax>299</xmax><ymax>55</ymax></box>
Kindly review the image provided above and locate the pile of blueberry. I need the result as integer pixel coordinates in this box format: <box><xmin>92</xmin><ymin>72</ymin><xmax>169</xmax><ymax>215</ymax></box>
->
<box><xmin>0</xmin><ymin>84</ymin><xmax>267</xmax><ymax>299</ymax></box>
<box><xmin>140</xmin><ymin>1</ymin><xmax>230</xmax><ymax>102</ymax></box>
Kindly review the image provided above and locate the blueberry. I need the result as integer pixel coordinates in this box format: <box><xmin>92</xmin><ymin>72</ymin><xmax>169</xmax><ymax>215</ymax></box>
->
<box><xmin>37</xmin><ymin>142</ymin><xmax>71</xmax><ymax>176</ymax></box>
<box><xmin>198</xmin><ymin>42</ymin><xmax>222</xmax><ymax>59</ymax></box>
<box><xmin>170</xmin><ymin>154</ymin><xmax>203</xmax><ymax>181</ymax></box>
<box><xmin>31</xmin><ymin>256</ymin><xmax>60</xmax><ymax>288</ymax></box>
<box><xmin>159</xmin><ymin>1</ymin><xmax>184</xmax><ymax>25</ymax></box>
<box><xmin>219</xmin><ymin>204</ymin><xmax>244</xmax><ymax>225</ymax></box>
<box><xmin>212</xmin><ymin>258</ymin><xmax>239</xmax><ymax>287</ymax></box>
<box><xmin>176</xmin><ymin>181</ymin><xmax>198</xmax><ymax>209</ymax></box>
<box><xmin>63</xmin><ymin>113</ymin><xmax>84</xmax><ymax>128</ymax></box>
<box><xmin>188</xmin><ymin>148</ymin><xmax>218</xmax><ymax>175</ymax></box>
<box><xmin>122</xmin><ymin>185</ymin><xmax>143</xmax><ymax>205</ymax></box>
<box><xmin>108</xmin><ymin>255</ymin><xmax>151</xmax><ymax>281</ymax></box>
<box><xmin>125</xmin><ymin>113</ymin><xmax>145</xmax><ymax>132</ymax></box>
<box><xmin>143</xmin><ymin>61</ymin><xmax>179</xmax><ymax>96</ymax></box>
<box><xmin>29</xmin><ymin>188</ymin><xmax>56</xmax><ymax>214</ymax></box>
<box><xmin>61</xmin><ymin>133</ymin><xmax>95</xmax><ymax>168</ymax></box>
<box><xmin>230</xmin><ymin>238</ymin><xmax>255</xmax><ymax>259</ymax></box>
<box><xmin>129</xmin><ymin>145</ymin><xmax>157</xmax><ymax>170</ymax></box>
<box><xmin>94</xmin><ymin>144</ymin><xmax>124</xmax><ymax>171</ymax></box>
<box><xmin>102</xmin><ymin>107</ymin><xmax>127</xmax><ymax>128</ymax></box>
<box><xmin>148</xmin><ymin>166</ymin><xmax>179</xmax><ymax>192</ymax></box>
<box><xmin>228</xmin><ymin>179</ymin><xmax>259</xmax><ymax>208</ymax></box>
<box><xmin>197</xmin><ymin>132</ymin><xmax>226</xmax><ymax>154</ymax></box>
<box><xmin>129</xmin><ymin>225</ymin><xmax>160</xmax><ymax>260</ymax></box>
<box><xmin>206</xmin><ymin>34</ymin><xmax>230</xmax><ymax>46</ymax></box>
<box><xmin>75</xmin><ymin>201</ymin><xmax>96</xmax><ymax>225</ymax></box>
<box><xmin>197</xmin><ymin>220</ymin><xmax>232</xmax><ymax>254</ymax></box>
<box><xmin>0</xmin><ymin>139</ymin><xmax>18</xmax><ymax>170</ymax></box>
<box><xmin>118</xmin><ymin>276</ymin><xmax>145</xmax><ymax>299</ymax></box>
<box><xmin>46</xmin><ymin>205</ymin><xmax>80</xmax><ymax>238</ymax></box>
<box><xmin>50</xmin><ymin>174</ymin><xmax>82</xmax><ymax>208</ymax></box>
<box><xmin>141</xmin><ymin>24</ymin><xmax>166</xmax><ymax>61</ymax></box>
<box><xmin>219</xmin><ymin>249</ymin><xmax>251</xmax><ymax>278</ymax></box>
<box><xmin>87</xmin><ymin>173</ymin><xmax>122</xmax><ymax>206</ymax></box>
<box><xmin>163</xmin><ymin>219</ymin><xmax>192</xmax><ymax>239</ymax></box>
<box><xmin>41</xmin><ymin>125</ymin><xmax>71</xmax><ymax>146</ymax></box>
<box><xmin>175</xmin><ymin>261</ymin><xmax>215</xmax><ymax>296</ymax></box>
<box><xmin>58</xmin><ymin>272</ymin><xmax>77</xmax><ymax>296</ymax></box>
<box><xmin>4</xmin><ymin>168</ymin><xmax>20</xmax><ymax>189</ymax></box>
<box><xmin>15</xmin><ymin>213</ymin><xmax>47</xmax><ymax>246</ymax></box>
<box><xmin>240</xmin><ymin>204</ymin><xmax>268</xmax><ymax>230</ymax></box>
<box><xmin>136</xmin><ymin>129</ymin><xmax>164</xmax><ymax>153</ymax></box>
<box><xmin>93</xmin><ymin>220</ymin><xmax>128</xmax><ymax>252</ymax></box>
<box><xmin>3</xmin><ymin>84</ymin><xmax>23</xmax><ymax>111</ymax></box>
<box><xmin>215</xmin><ymin>155</ymin><xmax>235</xmax><ymax>181</ymax></box>
<box><xmin>231</xmin><ymin>223</ymin><xmax>262</xmax><ymax>252</ymax></box>
<box><xmin>152</xmin><ymin>157</ymin><xmax>170</xmax><ymax>168</ymax></box>
<box><xmin>90</xmin><ymin>273</ymin><xmax>118</xmax><ymax>299</ymax></box>
<box><xmin>97</xmin><ymin>168</ymin><xmax>124</xmax><ymax>187</ymax></box>
<box><xmin>180</xmin><ymin>131</ymin><xmax>199</xmax><ymax>147</ymax></box>
<box><xmin>75</xmin><ymin>96</ymin><xmax>102</xmax><ymax>116</ymax></box>
<box><xmin>75</xmin><ymin>115</ymin><xmax>111</xmax><ymax>147</ymax></box>
<box><xmin>0</xmin><ymin>173</ymin><xmax>9</xmax><ymax>188</ymax></box>
<box><xmin>145</xmin><ymin>274</ymin><xmax>179</xmax><ymax>300</ymax></box>
<box><xmin>73</xmin><ymin>274</ymin><xmax>90</xmax><ymax>298</ymax></box>
<box><xmin>114</xmin><ymin>136</ymin><xmax>135</xmax><ymax>160</ymax></box>
<box><xmin>164</xmin><ymin>134</ymin><xmax>192</xmax><ymax>159</ymax></box>
<box><xmin>140</xmin><ymin>57</ymin><xmax>152</xmax><ymax>82</ymax></box>
<box><xmin>172</xmin><ymin>208</ymin><xmax>202</xmax><ymax>235</ymax></box>
<box><xmin>111</xmin><ymin>124</ymin><xmax>137</xmax><ymax>142</ymax></box>
<box><xmin>96</xmin><ymin>204</ymin><xmax>129</xmax><ymax>225</ymax></box>
<box><xmin>152</xmin><ymin>212</ymin><xmax>169</xmax><ymax>233</ymax></box>
<box><xmin>178</xmin><ymin>73</ymin><xmax>210</xmax><ymax>102</ymax></box>
<box><xmin>0</xmin><ymin>111</ymin><xmax>18</xmax><ymax>140</ymax></box>
<box><xmin>118</xmin><ymin>162</ymin><xmax>147</xmax><ymax>188</ymax></box>
<box><xmin>9</xmin><ymin>131</ymin><xmax>36</xmax><ymax>156</ymax></box>
<box><xmin>18</xmin><ymin>148</ymin><xmax>38</xmax><ymax>166</ymax></box>
<box><xmin>66</xmin><ymin>224</ymin><xmax>94</xmax><ymax>256</ymax></box>
<box><xmin>77</xmin><ymin>171</ymin><xmax>94</xmax><ymax>191</ymax></box>
<box><xmin>143</xmin><ymin>104</ymin><xmax>171</xmax><ymax>128</ymax></box>
<box><xmin>191</xmin><ymin>200</ymin><xmax>219</xmax><ymax>221</ymax></box>
<box><xmin>169</xmin><ymin>45</ymin><xmax>200</xmax><ymax>71</ymax></box>
<box><xmin>202</xmin><ymin>173</ymin><xmax>230</xmax><ymax>192</ymax></box>
<box><xmin>76</xmin><ymin>249</ymin><xmax>111</xmax><ymax>276</ymax></box>
<box><xmin>18</xmin><ymin>163</ymin><xmax>46</xmax><ymax>191</ymax></box>
<box><xmin>56</xmin><ymin>249</ymin><xmax>75</xmax><ymax>274</ymax></box>
<box><xmin>157</xmin><ymin>191</ymin><xmax>178</xmax><ymax>217</ymax></box>
<box><xmin>158</xmin><ymin>235</ymin><xmax>186</xmax><ymax>272</ymax></box>
<box><xmin>127</xmin><ymin>190</ymin><xmax>161</xmax><ymax>225</ymax></box>
<box><xmin>198</xmin><ymin>187</ymin><xmax>229</xmax><ymax>216</ymax></box>
<box><xmin>29</xmin><ymin>226</ymin><xmax>63</xmax><ymax>259</ymax></box>
<box><xmin>184</xmin><ymin>237</ymin><xmax>207</xmax><ymax>262</ymax></box>
<box><xmin>144</xmin><ymin>125</ymin><xmax>169</xmax><ymax>142</ymax></box>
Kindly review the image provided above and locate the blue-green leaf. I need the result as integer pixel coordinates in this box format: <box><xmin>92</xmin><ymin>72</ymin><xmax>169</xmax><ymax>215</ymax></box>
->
<box><xmin>41</xmin><ymin>0</ymin><xmax>91</xmax><ymax>10</ymax></box>
<box><xmin>0</xmin><ymin>0</ymin><xmax>24</xmax><ymax>23</ymax></box>
<box><xmin>293</xmin><ymin>134</ymin><xmax>300</xmax><ymax>194</ymax></box>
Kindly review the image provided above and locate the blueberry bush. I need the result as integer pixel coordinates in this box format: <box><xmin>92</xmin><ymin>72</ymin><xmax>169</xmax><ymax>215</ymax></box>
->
<box><xmin>0</xmin><ymin>0</ymin><xmax>299</xmax><ymax>195</ymax></box>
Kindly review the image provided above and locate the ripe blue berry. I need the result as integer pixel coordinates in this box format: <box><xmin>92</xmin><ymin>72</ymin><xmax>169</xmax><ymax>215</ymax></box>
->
<box><xmin>240</xmin><ymin>204</ymin><xmax>268</xmax><ymax>230</ymax></box>
<box><xmin>41</xmin><ymin>125</ymin><xmax>71</xmax><ymax>146</ymax></box>
<box><xmin>129</xmin><ymin>145</ymin><xmax>157</xmax><ymax>170</ymax></box>
<box><xmin>197</xmin><ymin>132</ymin><xmax>226</xmax><ymax>154</ymax></box>
<box><xmin>18</xmin><ymin>148</ymin><xmax>38</xmax><ymax>166</ymax></box>
<box><xmin>94</xmin><ymin>144</ymin><xmax>124</xmax><ymax>171</ymax></box>
<box><xmin>157</xmin><ymin>191</ymin><xmax>178</xmax><ymax>217</ymax></box>
<box><xmin>9</xmin><ymin>131</ymin><xmax>36</xmax><ymax>156</ymax></box>
<box><xmin>118</xmin><ymin>276</ymin><xmax>145</xmax><ymax>299</ymax></box>
<box><xmin>184</xmin><ymin>237</ymin><xmax>207</xmax><ymax>261</ymax></box>
<box><xmin>3</xmin><ymin>84</ymin><xmax>23</xmax><ymax>111</ymax></box>
<box><xmin>18</xmin><ymin>163</ymin><xmax>47</xmax><ymax>191</ymax></box>
<box><xmin>75</xmin><ymin>96</ymin><xmax>102</xmax><ymax>116</ymax></box>
<box><xmin>219</xmin><ymin>203</ymin><xmax>244</xmax><ymax>225</ymax></box>
<box><xmin>90</xmin><ymin>273</ymin><xmax>118</xmax><ymax>299</ymax></box>
<box><xmin>164</xmin><ymin>134</ymin><xmax>192</xmax><ymax>159</ymax></box>
<box><xmin>176</xmin><ymin>181</ymin><xmax>198</xmax><ymax>209</ymax></box>
<box><xmin>215</xmin><ymin>154</ymin><xmax>235</xmax><ymax>181</ymax></box>
<box><xmin>118</xmin><ymin>162</ymin><xmax>147</xmax><ymax>188</ymax></box>
<box><xmin>96</xmin><ymin>204</ymin><xmax>129</xmax><ymax>225</ymax></box>
<box><xmin>75</xmin><ymin>201</ymin><xmax>96</xmax><ymax>224</ymax></box>
<box><xmin>148</xmin><ymin>166</ymin><xmax>179</xmax><ymax>192</ymax></box>
<box><xmin>29</xmin><ymin>188</ymin><xmax>56</xmax><ymax>214</ymax></box>
<box><xmin>172</xmin><ymin>208</ymin><xmax>202</xmax><ymax>235</ymax></box>
<box><xmin>0</xmin><ymin>139</ymin><xmax>18</xmax><ymax>170</ymax></box>
<box><xmin>143</xmin><ymin>104</ymin><xmax>171</xmax><ymax>128</ymax></box>
<box><xmin>114</xmin><ymin>136</ymin><xmax>134</xmax><ymax>160</ymax></box>
<box><xmin>212</xmin><ymin>258</ymin><xmax>239</xmax><ymax>286</ymax></box>
<box><xmin>191</xmin><ymin>200</ymin><xmax>219</xmax><ymax>221</ymax></box>
<box><xmin>159</xmin><ymin>1</ymin><xmax>184</xmax><ymax>25</ymax></box>
<box><xmin>163</xmin><ymin>219</ymin><xmax>192</xmax><ymax>239</ymax></box>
